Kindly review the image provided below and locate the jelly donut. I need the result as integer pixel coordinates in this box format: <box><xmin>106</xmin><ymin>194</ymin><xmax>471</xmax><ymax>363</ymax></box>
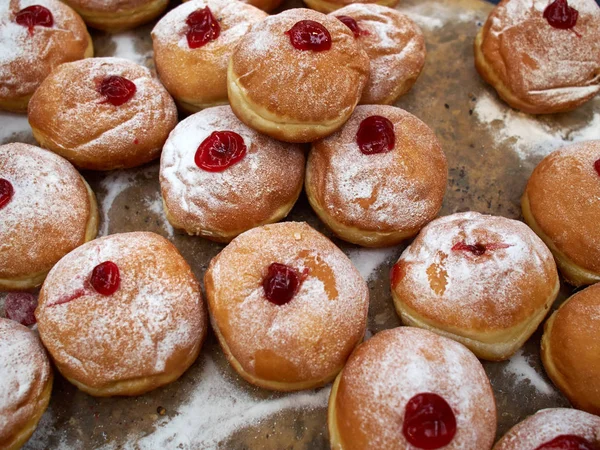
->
<box><xmin>475</xmin><ymin>0</ymin><xmax>600</xmax><ymax>114</ymax></box>
<box><xmin>391</xmin><ymin>212</ymin><xmax>559</xmax><ymax>361</ymax></box>
<box><xmin>204</xmin><ymin>222</ymin><xmax>369</xmax><ymax>391</ymax></box>
<box><xmin>493</xmin><ymin>408</ymin><xmax>600</xmax><ymax>450</ymax></box>
<box><xmin>160</xmin><ymin>106</ymin><xmax>305</xmax><ymax>243</ymax></box>
<box><xmin>152</xmin><ymin>0</ymin><xmax>267</xmax><ymax>114</ymax></box>
<box><xmin>328</xmin><ymin>327</ymin><xmax>497</xmax><ymax>450</ymax></box>
<box><xmin>305</xmin><ymin>0</ymin><xmax>398</xmax><ymax>14</ymax></box>
<box><xmin>0</xmin><ymin>0</ymin><xmax>93</xmax><ymax>113</ymax></box>
<box><xmin>182</xmin><ymin>0</ymin><xmax>280</xmax><ymax>19</ymax></box>
<box><xmin>306</xmin><ymin>105</ymin><xmax>446</xmax><ymax>247</ymax></box>
<box><xmin>0</xmin><ymin>318</ymin><xmax>53</xmax><ymax>450</ymax></box>
<box><xmin>228</xmin><ymin>8</ymin><xmax>370</xmax><ymax>143</ymax></box>
<box><xmin>36</xmin><ymin>232</ymin><xmax>207</xmax><ymax>397</ymax></box>
<box><xmin>541</xmin><ymin>283</ymin><xmax>600</xmax><ymax>415</ymax></box>
<box><xmin>522</xmin><ymin>141</ymin><xmax>600</xmax><ymax>286</ymax></box>
<box><xmin>60</xmin><ymin>0</ymin><xmax>168</xmax><ymax>31</ymax></box>
<box><xmin>0</xmin><ymin>143</ymin><xmax>98</xmax><ymax>291</ymax></box>
<box><xmin>28</xmin><ymin>57</ymin><xmax>178</xmax><ymax>171</ymax></box>
<box><xmin>330</xmin><ymin>5</ymin><xmax>426</xmax><ymax>104</ymax></box>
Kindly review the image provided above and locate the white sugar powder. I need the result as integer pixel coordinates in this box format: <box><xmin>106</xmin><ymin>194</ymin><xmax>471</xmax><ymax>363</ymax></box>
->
<box><xmin>398</xmin><ymin>3</ymin><xmax>479</xmax><ymax>29</ymax></box>
<box><xmin>348</xmin><ymin>247</ymin><xmax>397</xmax><ymax>281</ymax></box>
<box><xmin>503</xmin><ymin>349</ymin><xmax>557</xmax><ymax>396</ymax></box>
<box><xmin>0</xmin><ymin>112</ymin><xmax>32</xmax><ymax>143</ymax></box>
<box><xmin>110</xmin><ymin>32</ymin><xmax>151</xmax><ymax>66</ymax></box>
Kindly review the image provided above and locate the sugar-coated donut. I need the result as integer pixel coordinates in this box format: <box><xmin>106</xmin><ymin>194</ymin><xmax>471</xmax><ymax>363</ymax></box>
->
<box><xmin>0</xmin><ymin>0</ymin><xmax>93</xmax><ymax>113</ymax></box>
<box><xmin>475</xmin><ymin>0</ymin><xmax>600</xmax><ymax>114</ymax></box>
<box><xmin>541</xmin><ymin>283</ymin><xmax>600</xmax><ymax>415</ymax></box>
<box><xmin>493</xmin><ymin>408</ymin><xmax>600</xmax><ymax>450</ymax></box>
<box><xmin>306</xmin><ymin>105</ymin><xmax>446</xmax><ymax>247</ymax></box>
<box><xmin>0</xmin><ymin>318</ymin><xmax>53</xmax><ymax>450</ymax></box>
<box><xmin>391</xmin><ymin>211</ymin><xmax>559</xmax><ymax>361</ymax></box>
<box><xmin>228</xmin><ymin>8</ymin><xmax>370</xmax><ymax>143</ymax></box>
<box><xmin>160</xmin><ymin>106</ymin><xmax>305</xmax><ymax>243</ymax></box>
<box><xmin>328</xmin><ymin>327</ymin><xmax>497</xmax><ymax>450</ymax></box>
<box><xmin>0</xmin><ymin>143</ymin><xmax>98</xmax><ymax>291</ymax></box>
<box><xmin>152</xmin><ymin>0</ymin><xmax>267</xmax><ymax>114</ymax></box>
<box><xmin>523</xmin><ymin>141</ymin><xmax>600</xmax><ymax>286</ymax></box>
<box><xmin>329</xmin><ymin>4</ymin><xmax>426</xmax><ymax>104</ymax></box>
<box><xmin>61</xmin><ymin>0</ymin><xmax>169</xmax><ymax>31</ymax></box>
<box><xmin>182</xmin><ymin>0</ymin><xmax>282</xmax><ymax>15</ymax></box>
<box><xmin>36</xmin><ymin>232</ymin><xmax>207</xmax><ymax>397</ymax></box>
<box><xmin>305</xmin><ymin>0</ymin><xmax>398</xmax><ymax>15</ymax></box>
<box><xmin>28</xmin><ymin>57</ymin><xmax>178</xmax><ymax>171</ymax></box>
<box><xmin>204</xmin><ymin>222</ymin><xmax>369</xmax><ymax>391</ymax></box>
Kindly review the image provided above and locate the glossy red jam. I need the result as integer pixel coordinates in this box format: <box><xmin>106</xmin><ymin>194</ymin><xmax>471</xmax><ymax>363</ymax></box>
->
<box><xmin>285</xmin><ymin>20</ymin><xmax>332</xmax><ymax>52</ymax></box>
<box><xmin>15</xmin><ymin>5</ymin><xmax>53</xmax><ymax>35</ymax></box>
<box><xmin>543</xmin><ymin>0</ymin><xmax>579</xmax><ymax>30</ymax></box>
<box><xmin>49</xmin><ymin>288</ymin><xmax>85</xmax><ymax>307</ymax></box>
<box><xmin>0</xmin><ymin>178</ymin><xmax>14</xmax><ymax>210</ymax></box>
<box><xmin>4</xmin><ymin>293</ymin><xmax>38</xmax><ymax>326</ymax></box>
<box><xmin>90</xmin><ymin>261</ymin><xmax>120</xmax><ymax>296</ymax></box>
<box><xmin>336</xmin><ymin>16</ymin><xmax>367</xmax><ymax>38</ymax></box>
<box><xmin>356</xmin><ymin>115</ymin><xmax>395</xmax><ymax>155</ymax></box>
<box><xmin>262</xmin><ymin>263</ymin><xmax>304</xmax><ymax>305</ymax></box>
<box><xmin>390</xmin><ymin>263</ymin><xmax>404</xmax><ymax>287</ymax></box>
<box><xmin>195</xmin><ymin>131</ymin><xmax>247</xmax><ymax>172</ymax></box>
<box><xmin>98</xmin><ymin>76</ymin><xmax>137</xmax><ymax>106</ymax></box>
<box><xmin>535</xmin><ymin>435</ymin><xmax>597</xmax><ymax>450</ymax></box>
<box><xmin>403</xmin><ymin>393</ymin><xmax>457</xmax><ymax>449</ymax></box>
<box><xmin>452</xmin><ymin>241</ymin><xmax>510</xmax><ymax>256</ymax></box>
<box><xmin>594</xmin><ymin>159</ymin><xmax>600</xmax><ymax>177</ymax></box>
<box><xmin>186</xmin><ymin>7</ymin><xmax>220</xmax><ymax>49</ymax></box>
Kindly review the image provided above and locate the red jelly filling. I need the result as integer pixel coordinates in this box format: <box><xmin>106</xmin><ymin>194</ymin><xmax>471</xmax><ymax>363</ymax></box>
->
<box><xmin>195</xmin><ymin>131</ymin><xmax>247</xmax><ymax>172</ymax></box>
<box><xmin>452</xmin><ymin>241</ymin><xmax>510</xmax><ymax>256</ymax></box>
<box><xmin>4</xmin><ymin>293</ymin><xmax>38</xmax><ymax>326</ymax></box>
<box><xmin>90</xmin><ymin>261</ymin><xmax>120</xmax><ymax>296</ymax></box>
<box><xmin>262</xmin><ymin>263</ymin><xmax>304</xmax><ymax>305</ymax></box>
<box><xmin>0</xmin><ymin>178</ymin><xmax>14</xmax><ymax>210</ymax></box>
<box><xmin>285</xmin><ymin>20</ymin><xmax>332</xmax><ymax>52</ymax></box>
<box><xmin>535</xmin><ymin>435</ymin><xmax>598</xmax><ymax>450</ymax></box>
<box><xmin>98</xmin><ymin>76</ymin><xmax>137</xmax><ymax>106</ymax></box>
<box><xmin>186</xmin><ymin>7</ymin><xmax>220</xmax><ymax>49</ymax></box>
<box><xmin>336</xmin><ymin>15</ymin><xmax>366</xmax><ymax>38</ymax></box>
<box><xmin>356</xmin><ymin>115</ymin><xmax>395</xmax><ymax>155</ymax></box>
<box><xmin>403</xmin><ymin>393</ymin><xmax>457</xmax><ymax>449</ymax></box>
<box><xmin>594</xmin><ymin>159</ymin><xmax>600</xmax><ymax>177</ymax></box>
<box><xmin>390</xmin><ymin>263</ymin><xmax>404</xmax><ymax>287</ymax></box>
<box><xmin>15</xmin><ymin>5</ymin><xmax>53</xmax><ymax>35</ymax></box>
<box><xmin>543</xmin><ymin>0</ymin><xmax>578</xmax><ymax>30</ymax></box>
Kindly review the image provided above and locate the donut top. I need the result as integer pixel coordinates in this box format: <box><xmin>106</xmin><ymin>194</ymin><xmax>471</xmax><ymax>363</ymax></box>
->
<box><xmin>36</xmin><ymin>232</ymin><xmax>206</xmax><ymax>389</ymax></box>
<box><xmin>335</xmin><ymin>327</ymin><xmax>496</xmax><ymax>450</ymax></box>
<box><xmin>0</xmin><ymin>143</ymin><xmax>91</xmax><ymax>279</ymax></box>
<box><xmin>0</xmin><ymin>318</ymin><xmax>51</xmax><ymax>446</ymax></box>
<box><xmin>526</xmin><ymin>140</ymin><xmax>600</xmax><ymax>273</ymax></box>
<box><xmin>0</xmin><ymin>0</ymin><xmax>90</xmax><ymax>100</ymax></box>
<box><xmin>392</xmin><ymin>212</ymin><xmax>558</xmax><ymax>332</ymax></box>
<box><xmin>480</xmin><ymin>0</ymin><xmax>600</xmax><ymax>108</ymax></box>
<box><xmin>494</xmin><ymin>408</ymin><xmax>600</xmax><ymax>450</ymax></box>
<box><xmin>230</xmin><ymin>8</ymin><xmax>370</xmax><ymax>123</ymax></box>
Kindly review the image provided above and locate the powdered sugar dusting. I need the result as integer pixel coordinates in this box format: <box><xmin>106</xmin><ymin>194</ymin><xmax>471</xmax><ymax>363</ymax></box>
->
<box><xmin>110</xmin><ymin>32</ymin><xmax>151</xmax><ymax>66</ymax></box>
<box><xmin>348</xmin><ymin>247</ymin><xmax>397</xmax><ymax>281</ymax></box>
<box><xmin>0</xmin><ymin>112</ymin><xmax>32</xmax><ymax>142</ymax></box>
<box><xmin>398</xmin><ymin>2</ymin><xmax>479</xmax><ymax>29</ymax></box>
<box><xmin>143</xmin><ymin>192</ymin><xmax>175</xmax><ymax>239</ymax></box>
<box><xmin>503</xmin><ymin>349</ymin><xmax>557</xmax><ymax>396</ymax></box>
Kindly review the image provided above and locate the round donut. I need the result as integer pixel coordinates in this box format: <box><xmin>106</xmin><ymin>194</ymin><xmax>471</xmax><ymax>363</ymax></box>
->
<box><xmin>523</xmin><ymin>141</ymin><xmax>600</xmax><ymax>286</ymax></box>
<box><xmin>227</xmin><ymin>8</ymin><xmax>370</xmax><ymax>143</ymax></box>
<box><xmin>160</xmin><ymin>106</ymin><xmax>305</xmax><ymax>243</ymax></box>
<box><xmin>306</xmin><ymin>105</ymin><xmax>447</xmax><ymax>247</ymax></box>
<box><xmin>0</xmin><ymin>143</ymin><xmax>98</xmax><ymax>291</ymax></box>
<box><xmin>182</xmin><ymin>0</ymin><xmax>282</xmax><ymax>15</ymax></box>
<box><xmin>328</xmin><ymin>327</ymin><xmax>497</xmax><ymax>450</ymax></box>
<box><xmin>330</xmin><ymin>4</ymin><xmax>426</xmax><ymax>104</ymax></box>
<box><xmin>0</xmin><ymin>318</ymin><xmax>53</xmax><ymax>450</ymax></box>
<box><xmin>493</xmin><ymin>408</ymin><xmax>600</xmax><ymax>450</ymax></box>
<box><xmin>36</xmin><ymin>232</ymin><xmax>207</xmax><ymax>397</ymax></box>
<box><xmin>475</xmin><ymin>0</ymin><xmax>600</xmax><ymax>114</ymax></box>
<box><xmin>152</xmin><ymin>0</ymin><xmax>267</xmax><ymax>114</ymax></box>
<box><xmin>28</xmin><ymin>57</ymin><xmax>178</xmax><ymax>171</ymax></box>
<box><xmin>391</xmin><ymin>211</ymin><xmax>560</xmax><ymax>361</ymax></box>
<box><xmin>541</xmin><ymin>283</ymin><xmax>600</xmax><ymax>415</ymax></box>
<box><xmin>0</xmin><ymin>0</ymin><xmax>93</xmax><ymax>113</ymax></box>
<box><xmin>204</xmin><ymin>222</ymin><xmax>369</xmax><ymax>391</ymax></box>
<box><xmin>305</xmin><ymin>0</ymin><xmax>398</xmax><ymax>14</ymax></box>
<box><xmin>60</xmin><ymin>0</ymin><xmax>169</xmax><ymax>31</ymax></box>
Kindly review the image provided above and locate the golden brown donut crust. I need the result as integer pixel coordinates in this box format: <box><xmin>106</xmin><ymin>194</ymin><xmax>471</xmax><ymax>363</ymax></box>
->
<box><xmin>204</xmin><ymin>222</ymin><xmax>369</xmax><ymax>390</ymax></box>
<box><xmin>475</xmin><ymin>0</ymin><xmax>600</xmax><ymax>114</ymax></box>
<box><xmin>330</xmin><ymin>4</ymin><xmax>426</xmax><ymax>105</ymax></box>
<box><xmin>541</xmin><ymin>283</ymin><xmax>600</xmax><ymax>415</ymax></box>
<box><xmin>307</xmin><ymin>105</ymin><xmax>446</xmax><ymax>245</ymax></box>
<box><xmin>152</xmin><ymin>0</ymin><xmax>267</xmax><ymax>113</ymax></box>
<box><xmin>329</xmin><ymin>327</ymin><xmax>497</xmax><ymax>450</ymax></box>
<box><xmin>28</xmin><ymin>57</ymin><xmax>178</xmax><ymax>171</ymax></box>
<box><xmin>0</xmin><ymin>0</ymin><xmax>93</xmax><ymax>113</ymax></box>
<box><xmin>36</xmin><ymin>232</ymin><xmax>207</xmax><ymax>397</ymax></box>
<box><xmin>0</xmin><ymin>143</ymin><xmax>97</xmax><ymax>286</ymax></box>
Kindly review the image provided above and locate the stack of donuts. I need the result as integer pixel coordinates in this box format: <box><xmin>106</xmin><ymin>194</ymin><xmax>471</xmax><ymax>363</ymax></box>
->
<box><xmin>1</xmin><ymin>0</ymin><xmax>600</xmax><ymax>448</ymax></box>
